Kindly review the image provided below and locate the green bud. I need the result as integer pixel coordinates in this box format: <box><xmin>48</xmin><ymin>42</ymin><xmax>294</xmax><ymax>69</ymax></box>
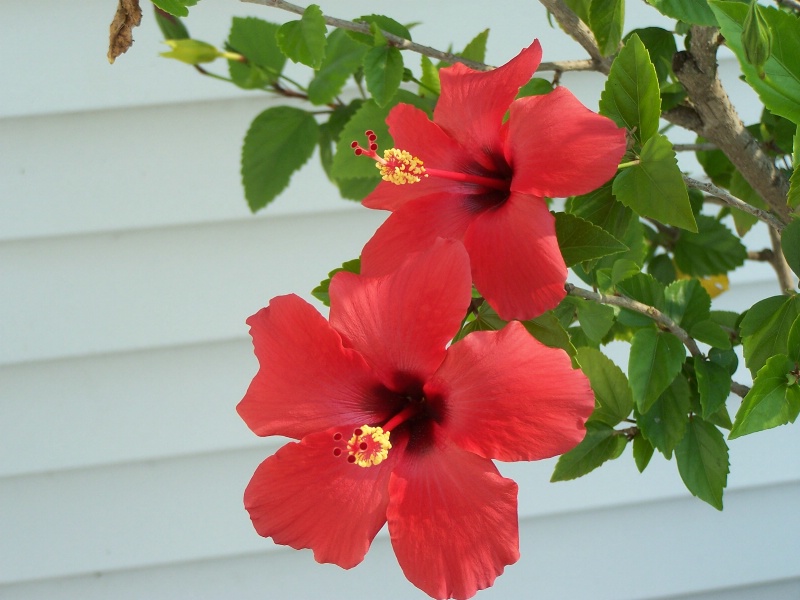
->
<box><xmin>742</xmin><ymin>0</ymin><xmax>772</xmax><ymax>78</ymax></box>
<box><xmin>160</xmin><ymin>39</ymin><xmax>223</xmax><ymax>65</ymax></box>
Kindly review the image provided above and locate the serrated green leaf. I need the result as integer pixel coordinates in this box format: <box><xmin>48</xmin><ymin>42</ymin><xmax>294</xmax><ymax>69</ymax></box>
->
<box><xmin>789</xmin><ymin>162</ymin><xmax>800</xmax><ymax>209</ymax></box>
<box><xmin>227</xmin><ymin>17</ymin><xmax>285</xmax><ymax>88</ymax></box>
<box><xmin>676</xmin><ymin>417</ymin><xmax>729</xmax><ymax>510</ymax></box>
<box><xmin>522</xmin><ymin>310</ymin><xmax>576</xmax><ymax>356</ymax></box>
<box><xmin>566</xmin><ymin>182</ymin><xmax>634</xmax><ymax>244</ymax></box>
<box><xmin>690</xmin><ymin>319</ymin><xmax>732</xmax><ymax>349</ymax></box>
<box><xmin>788</xmin><ymin>315</ymin><xmax>800</xmax><ymax>363</ymax></box>
<box><xmin>555</xmin><ymin>212</ymin><xmax>628</xmax><ymax>266</ymax></box>
<box><xmin>613</xmin><ymin>135</ymin><xmax>697</xmax><ymax>231</ymax></box>
<box><xmin>633</xmin><ymin>433</ymin><xmax>655</xmax><ymax>472</ymax></box>
<box><xmin>573</xmin><ymin>299</ymin><xmax>616</xmax><ymax>343</ymax></box>
<box><xmin>646</xmin><ymin>0</ymin><xmax>717</xmax><ymax>26</ymax></box>
<box><xmin>419</xmin><ymin>55</ymin><xmax>441</xmax><ymax>96</ymax></box>
<box><xmin>276</xmin><ymin>4</ymin><xmax>327</xmax><ymax>69</ymax></box>
<box><xmin>673</xmin><ymin>215</ymin><xmax>748</xmax><ymax>277</ymax></box>
<box><xmin>578</xmin><ymin>347</ymin><xmax>634</xmax><ymax>426</ymax></box>
<box><xmin>363</xmin><ymin>46</ymin><xmax>404</xmax><ymax>107</ymax></box>
<box><xmin>311</xmin><ymin>258</ymin><xmax>361</xmax><ymax>306</ymax></box>
<box><xmin>241</xmin><ymin>107</ymin><xmax>318</xmax><ymax>212</ymax></box>
<box><xmin>637</xmin><ymin>373</ymin><xmax>690</xmax><ymax>458</ymax></box>
<box><xmin>710</xmin><ymin>347</ymin><xmax>739</xmax><ymax>375</ymax></box>
<box><xmin>154</xmin><ymin>6</ymin><xmax>189</xmax><ymax>40</ymax></box>
<box><xmin>730</xmin><ymin>354</ymin><xmax>800</xmax><ymax>438</ymax></box>
<box><xmin>781</xmin><ymin>218</ymin><xmax>800</xmax><ymax>279</ymax></box>
<box><xmin>694</xmin><ymin>357</ymin><xmax>732</xmax><ymax>419</ymax></box>
<box><xmin>151</xmin><ymin>0</ymin><xmax>199</xmax><ymax>18</ymax></box>
<box><xmin>336</xmin><ymin>177</ymin><xmax>378</xmax><ymax>201</ymax></box>
<box><xmin>625</xmin><ymin>27</ymin><xmax>678</xmax><ymax>83</ymax></box>
<box><xmin>600</xmin><ymin>34</ymin><xmax>661</xmax><ymax>144</ymax></box>
<box><xmin>551</xmin><ymin>423</ymin><xmax>627</xmax><ymax>481</ymax></box>
<box><xmin>696</xmin><ymin>135</ymin><xmax>734</xmax><ymax>188</ymax></box>
<box><xmin>664</xmin><ymin>278</ymin><xmax>711</xmax><ymax>331</ymax></box>
<box><xmin>710</xmin><ymin>2</ymin><xmax>800</xmax><ymax>125</ymax></box>
<box><xmin>589</xmin><ymin>0</ymin><xmax>625</xmax><ymax>57</ymax></box>
<box><xmin>459</xmin><ymin>29</ymin><xmax>489</xmax><ymax>62</ymax></box>
<box><xmin>728</xmin><ymin>169</ymin><xmax>766</xmax><ymax>236</ymax></box>
<box><xmin>629</xmin><ymin>328</ymin><xmax>686</xmax><ymax>413</ymax></box>
<box><xmin>348</xmin><ymin>15</ymin><xmax>411</xmax><ymax>46</ymax></box>
<box><xmin>741</xmin><ymin>295</ymin><xmax>800</xmax><ymax>375</ymax></box>
<box><xmin>616</xmin><ymin>272</ymin><xmax>666</xmax><ymax>309</ymax></box>
<box><xmin>517</xmin><ymin>78</ymin><xmax>554</xmax><ymax>98</ymax></box>
<box><xmin>308</xmin><ymin>29</ymin><xmax>367</xmax><ymax>105</ymax></box>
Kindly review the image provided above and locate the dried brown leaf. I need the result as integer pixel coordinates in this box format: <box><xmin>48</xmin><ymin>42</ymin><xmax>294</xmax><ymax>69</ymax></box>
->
<box><xmin>108</xmin><ymin>0</ymin><xmax>143</xmax><ymax>63</ymax></box>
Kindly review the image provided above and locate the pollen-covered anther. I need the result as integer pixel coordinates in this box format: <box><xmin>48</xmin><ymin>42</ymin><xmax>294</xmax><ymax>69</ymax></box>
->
<box><xmin>378</xmin><ymin>148</ymin><xmax>426</xmax><ymax>185</ymax></box>
<box><xmin>346</xmin><ymin>425</ymin><xmax>391</xmax><ymax>468</ymax></box>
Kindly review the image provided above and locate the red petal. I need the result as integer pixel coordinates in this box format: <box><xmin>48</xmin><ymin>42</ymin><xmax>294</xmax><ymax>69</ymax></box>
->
<box><xmin>388</xmin><ymin>441</ymin><xmax>519</xmax><ymax>599</ymax></box>
<box><xmin>245</xmin><ymin>427</ymin><xmax>407</xmax><ymax>569</ymax></box>
<box><xmin>506</xmin><ymin>87</ymin><xmax>627</xmax><ymax>198</ymax></box>
<box><xmin>237</xmin><ymin>295</ymin><xmax>392</xmax><ymax>439</ymax></box>
<box><xmin>330</xmin><ymin>240</ymin><xmax>472</xmax><ymax>393</ymax></box>
<box><xmin>360</xmin><ymin>193</ymin><xmax>477</xmax><ymax>277</ymax></box>
<box><xmin>426</xmin><ymin>321</ymin><xmax>594</xmax><ymax>462</ymax></box>
<box><xmin>434</xmin><ymin>40</ymin><xmax>542</xmax><ymax>158</ymax></box>
<box><xmin>464</xmin><ymin>193</ymin><xmax>567</xmax><ymax>320</ymax></box>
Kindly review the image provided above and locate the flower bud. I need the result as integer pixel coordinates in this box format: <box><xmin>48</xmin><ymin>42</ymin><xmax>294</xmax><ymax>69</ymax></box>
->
<box><xmin>160</xmin><ymin>39</ymin><xmax>224</xmax><ymax>65</ymax></box>
<box><xmin>741</xmin><ymin>0</ymin><xmax>772</xmax><ymax>78</ymax></box>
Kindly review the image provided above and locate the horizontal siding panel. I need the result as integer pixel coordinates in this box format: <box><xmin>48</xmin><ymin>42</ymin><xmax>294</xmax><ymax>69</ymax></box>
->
<box><xmin>2</xmin><ymin>426</ymin><xmax>798</xmax><ymax>584</ymax></box>
<box><xmin>2</xmin><ymin>477</ymin><xmax>797</xmax><ymax>598</ymax></box>
<box><xmin>0</xmin><ymin>209</ymin><xmax>386</xmax><ymax>366</ymax></box>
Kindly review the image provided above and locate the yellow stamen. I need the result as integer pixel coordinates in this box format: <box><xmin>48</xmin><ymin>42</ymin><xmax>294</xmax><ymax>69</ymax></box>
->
<box><xmin>378</xmin><ymin>149</ymin><xmax>427</xmax><ymax>185</ymax></box>
<box><xmin>346</xmin><ymin>425</ymin><xmax>392</xmax><ymax>468</ymax></box>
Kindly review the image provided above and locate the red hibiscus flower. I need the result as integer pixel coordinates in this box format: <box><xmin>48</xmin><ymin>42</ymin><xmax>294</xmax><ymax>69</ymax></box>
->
<box><xmin>237</xmin><ymin>240</ymin><xmax>594</xmax><ymax>599</ymax></box>
<box><xmin>352</xmin><ymin>40</ymin><xmax>626</xmax><ymax>321</ymax></box>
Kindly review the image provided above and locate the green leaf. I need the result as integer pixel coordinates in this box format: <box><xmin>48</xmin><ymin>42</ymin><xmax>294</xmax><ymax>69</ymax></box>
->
<box><xmin>453</xmin><ymin>302</ymin><xmax>507</xmax><ymax>342</ymax></box>
<box><xmin>572</xmin><ymin>299</ymin><xmax>616</xmax><ymax>343</ymax></box>
<box><xmin>629</xmin><ymin>328</ymin><xmax>686</xmax><ymax>413</ymax></box>
<box><xmin>348</xmin><ymin>15</ymin><xmax>411</xmax><ymax>46</ymax></box>
<box><xmin>599</xmin><ymin>34</ymin><xmax>661</xmax><ymax>144</ymax></box>
<box><xmin>788</xmin><ymin>314</ymin><xmax>800</xmax><ymax>363</ymax></box>
<box><xmin>363</xmin><ymin>45</ymin><xmax>404</xmax><ymax>107</ymax></box>
<box><xmin>458</xmin><ymin>29</ymin><xmax>489</xmax><ymax>62</ymax></box>
<box><xmin>577</xmin><ymin>347</ymin><xmax>634</xmax><ymax>426</ymax></box>
<box><xmin>154</xmin><ymin>7</ymin><xmax>189</xmax><ymax>40</ymax></box>
<box><xmin>710</xmin><ymin>347</ymin><xmax>739</xmax><ymax>375</ymax></box>
<box><xmin>318</xmin><ymin>100</ymin><xmax>363</xmax><ymax>179</ymax></box>
<box><xmin>616</xmin><ymin>272</ymin><xmax>666</xmax><ymax>310</ymax></box>
<box><xmin>331</xmin><ymin>91</ymin><xmax>431</xmax><ymax>180</ymax></box>
<box><xmin>694</xmin><ymin>357</ymin><xmax>732</xmax><ymax>419</ymax></box>
<box><xmin>311</xmin><ymin>258</ymin><xmax>361</xmax><ymax>306</ymax></box>
<box><xmin>740</xmin><ymin>295</ymin><xmax>800</xmax><ymax>375</ymax></box>
<box><xmin>151</xmin><ymin>0</ymin><xmax>199</xmax><ymax>18</ymax></box>
<box><xmin>516</xmin><ymin>78</ymin><xmax>554</xmax><ymax>98</ymax></box>
<box><xmin>522</xmin><ymin>311</ymin><xmax>576</xmax><ymax>356</ymax></box>
<box><xmin>710</xmin><ymin>2</ymin><xmax>800</xmax><ymax>125</ymax></box>
<box><xmin>564</xmin><ymin>0</ymin><xmax>591</xmax><ymax>23</ymax></box>
<box><xmin>419</xmin><ymin>55</ymin><xmax>441</xmax><ymax>96</ymax></box>
<box><xmin>664</xmin><ymin>279</ymin><xmax>711</xmax><ymax>331</ymax></box>
<box><xmin>241</xmin><ymin>107</ymin><xmax>318</xmax><ymax>212</ymax></box>
<box><xmin>696</xmin><ymin>135</ymin><xmax>734</xmax><ymax>188</ymax></box>
<box><xmin>780</xmin><ymin>218</ymin><xmax>800</xmax><ymax>279</ymax></box>
<box><xmin>589</xmin><ymin>0</ymin><xmax>625</xmax><ymax>57</ymax></box>
<box><xmin>645</xmin><ymin>0</ymin><xmax>717</xmax><ymax>26</ymax></box>
<box><xmin>637</xmin><ymin>373</ymin><xmax>690</xmax><ymax>458</ymax></box>
<box><xmin>790</xmin><ymin>162</ymin><xmax>800</xmax><ymax>209</ymax></box>
<box><xmin>690</xmin><ymin>319</ymin><xmax>732</xmax><ymax>350</ymax></box>
<box><xmin>227</xmin><ymin>17</ymin><xmax>285</xmax><ymax>88</ymax></box>
<box><xmin>276</xmin><ymin>4</ymin><xmax>327</xmax><ymax>69</ymax></box>
<box><xmin>730</xmin><ymin>354</ymin><xmax>800</xmax><ymax>438</ymax></box>
<box><xmin>336</xmin><ymin>177</ymin><xmax>378</xmax><ymax>201</ymax></box>
<box><xmin>633</xmin><ymin>433</ymin><xmax>655</xmax><ymax>472</ymax></box>
<box><xmin>728</xmin><ymin>169</ymin><xmax>766</xmax><ymax>236</ymax></box>
<box><xmin>673</xmin><ymin>215</ymin><xmax>747</xmax><ymax>277</ymax></box>
<box><xmin>555</xmin><ymin>212</ymin><xmax>628</xmax><ymax>266</ymax></box>
<box><xmin>613</xmin><ymin>134</ymin><xmax>697</xmax><ymax>231</ymax></box>
<box><xmin>625</xmin><ymin>27</ymin><xmax>678</xmax><ymax>83</ymax></box>
<box><xmin>566</xmin><ymin>182</ymin><xmax>634</xmax><ymax>243</ymax></box>
<box><xmin>676</xmin><ymin>417</ymin><xmax>729</xmax><ymax>510</ymax></box>
<box><xmin>551</xmin><ymin>423</ymin><xmax>627</xmax><ymax>481</ymax></box>
<box><xmin>308</xmin><ymin>29</ymin><xmax>367</xmax><ymax>105</ymax></box>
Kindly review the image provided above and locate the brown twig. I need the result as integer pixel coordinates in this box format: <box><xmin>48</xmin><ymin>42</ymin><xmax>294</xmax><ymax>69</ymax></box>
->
<box><xmin>768</xmin><ymin>227</ymin><xmax>797</xmax><ymax>292</ymax></box>
<box><xmin>241</xmin><ymin>0</ymin><xmax>596</xmax><ymax>73</ymax></box>
<box><xmin>683</xmin><ymin>176</ymin><xmax>786</xmax><ymax>232</ymax></box>
<box><xmin>673</xmin><ymin>143</ymin><xmax>717</xmax><ymax>152</ymax></box>
<box><xmin>775</xmin><ymin>0</ymin><xmax>800</xmax><ymax>10</ymax></box>
<box><xmin>565</xmin><ymin>283</ymin><xmax>750</xmax><ymax>398</ymax></box>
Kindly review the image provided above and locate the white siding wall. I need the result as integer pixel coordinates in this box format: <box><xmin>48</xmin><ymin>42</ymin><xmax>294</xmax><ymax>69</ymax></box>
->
<box><xmin>2</xmin><ymin>1</ymin><xmax>798</xmax><ymax>598</ymax></box>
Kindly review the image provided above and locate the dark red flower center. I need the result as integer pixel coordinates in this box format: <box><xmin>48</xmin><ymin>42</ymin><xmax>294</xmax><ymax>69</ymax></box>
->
<box><xmin>351</xmin><ymin>130</ymin><xmax>510</xmax><ymax>192</ymax></box>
